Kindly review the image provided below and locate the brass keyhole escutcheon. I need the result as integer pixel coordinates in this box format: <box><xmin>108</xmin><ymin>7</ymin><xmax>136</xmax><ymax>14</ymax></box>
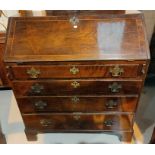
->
<box><xmin>70</xmin><ymin>66</ymin><xmax>79</xmax><ymax>75</ymax></box>
<box><xmin>109</xmin><ymin>65</ymin><xmax>124</xmax><ymax>77</ymax></box>
<box><xmin>73</xmin><ymin>115</ymin><xmax>81</xmax><ymax>121</ymax></box>
<box><xmin>31</xmin><ymin>83</ymin><xmax>44</xmax><ymax>94</ymax></box>
<box><xmin>109</xmin><ymin>82</ymin><xmax>122</xmax><ymax>93</ymax></box>
<box><xmin>27</xmin><ymin>67</ymin><xmax>40</xmax><ymax>78</ymax></box>
<box><xmin>69</xmin><ymin>16</ymin><xmax>79</xmax><ymax>28</ymax></box>
<box><xmin>71</xmin><ymin>81</ymin><xmax>80</xmax><ymax>88</ymax></box>
<box><xmin>71</xmin><ymin>96</ymin><xmax>80</xmax><ymax>103</ymax></box>
<box><xmin>40</xmin><ymin>119</ymin><xmax>53</xmax><ymax>127</ymax></box>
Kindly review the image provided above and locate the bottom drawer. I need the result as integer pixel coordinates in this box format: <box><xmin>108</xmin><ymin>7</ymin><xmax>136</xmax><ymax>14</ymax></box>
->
<box><xmin>22</xmin><ymin>114</ymin><xmax>133</xmax><ymax>131</ymax></box>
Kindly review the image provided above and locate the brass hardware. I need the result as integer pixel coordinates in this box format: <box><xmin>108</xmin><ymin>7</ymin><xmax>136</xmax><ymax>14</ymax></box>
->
<box><xmin>71</xmin><ymin>96</ymin><xmax>80</xmax><ymax>103</ymax></box>
<box><xmin>40</xmin><ymin>119</ymin><xmax>53</xmax><ymax>127</ymax></box>
<box><xmin>104</xmin><ymin>120</ymin><xmax>114</xmax><ymax>127</ymax></box>
<box><xmin>73</xmin><ymin>115</ymin><xmax>81</xmax><ymax>120</ymax></box>
<box><xmin>34</xmin><ymin>100</ymin><xmax>47</xmax><ymax>110</ymax></box>
<box><xmin>71</xmin><ymin>81</ymin><xmax>80</xmax><ymax>88</ymax></box>
<box><xmin>6</xmin><ymin>66</ymin><xmax>13</xmax><ymax>80</ymax></box>
<box><xmin>69</xmin><ymin>16</ymin><xmax>79</xmax><ymax>28</ymax></box>
<box><xmin>109</xmin><ymin>65</ymin><xmax>124</xmax><ymax>77</ymax></box>
<box><xmin>109</xmin><ymin>82</ymin><xmax>122</xmax><ymax>93</ymax></box>
<box><xmin>141</xmin><ymin>64</ymin><xmax>146</xmax><ymax>74</ymax></box>
<box><xmin>31</xmin><ymin>83</ymin><xmax>44</xmax><ymax>94</ymax></box>
<box><xmin>27</xmin><ymin>67</ymin><xmax>40</xmax><ymax>78</ymax></box>
<box><xmin>70</xmin><ymin>66</ymin><xmax>79</xmax><ymax>75</ymax></box>
<box><xmin>105</xmin><ymin>100</ymin><xmax>118</xmax><ymax>109</ymax></box>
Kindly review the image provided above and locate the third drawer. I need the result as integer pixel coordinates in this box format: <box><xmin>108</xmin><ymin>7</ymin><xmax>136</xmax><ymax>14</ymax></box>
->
<box><xmin>17</xmin><ymin>96</ymin><xmax>138</xmax><ymax>113</ymax></box>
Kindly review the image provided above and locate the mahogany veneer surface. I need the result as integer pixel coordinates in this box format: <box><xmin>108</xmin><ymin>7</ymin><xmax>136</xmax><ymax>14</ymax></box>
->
<box><xmin>4</xmin><ymin>11</ymin><xmax>149</xmax><ymax>143</ymax></box>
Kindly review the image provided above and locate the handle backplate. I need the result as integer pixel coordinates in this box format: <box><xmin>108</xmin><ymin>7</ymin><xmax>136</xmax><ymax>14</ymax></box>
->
<box><xmin>35</xmin><ymin>100</ymin><xmax>47</xmax><ymax>110</ymax></box>
<box><xmin>31</xmin><ymin>83</ymin><xmax>44</xmax><ymax>94</ymax></box>
<box><xmin>40</xmin><ymin>119</ymin><xmax>53</xmax><ymax>127</ymax></box>
<box><xmin>105</xmin><ymin>100</ymin><xmax>118</xmax><ymax>109</ymax></box>
<box><xmin>27</xmin><ymin>67</ymin><xmax>40</xmax><ymax>78</ymax></box>
<box><xmin>109</xmin><ymin>65</ymin><xmax>124</xmax><ymax>77</ymax></box>
<box><xmin>109</xmin><ymin>82</ymin><xmax>122</xmax><ymax>93</ymax></box>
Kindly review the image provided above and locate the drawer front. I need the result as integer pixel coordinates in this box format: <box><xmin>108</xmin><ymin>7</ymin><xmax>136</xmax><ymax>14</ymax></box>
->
<box><xmin>22</xmin><ymin>114</ymin><xmax>133</xmax><ymax>131</ymax></box>
<box><xmin>11</xmin><ymin>64</ymin><xmax>143</xmax><ymax>79</ymax></box>
<box><xmin>17</xmin><ymin>96</ymin><xmax>138</xmax><ymax>113</ymax></box>
<box><xmin>13</xmin><ymin>80</ymin><xmax>142</xmax><ymax>96</ymax></box>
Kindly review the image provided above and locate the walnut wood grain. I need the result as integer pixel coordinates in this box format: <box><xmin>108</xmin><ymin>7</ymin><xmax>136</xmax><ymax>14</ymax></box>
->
<box><xmin>3</xmin><ymin>12</ymin><xmax>150</xmax><ymax>143</ymax></box>
<box><xmin>17</xmin><ymin>96</ymin><xmax>138</xmax><ymax>113</ymax></box>
<box><xmin>11</xmin><ymin>64</ymin><xmax>145</xmax><ymax>80</ymax></box>
<box><xmin>0</xmin><ymin>32</ymin><xmax>10</xmax><ymax>87</ymax></box>
<box><xmin>12</xmin><ymin>80</ymin><xmax>142</xmax><ymax>96</ymax></box>
<box><xmin>22</xmin><ymin>113</ymin><xmax>133</xmax><ymax>131</ymax></box>
<box><xmin>46</xmin><ymin>10</ymin><xmax>126</xmax><ymax>16</ymax></box>
<box><xmin>4</xmin><ymin>13</ymin><xmax>150</xmax><ymax>62</ymax></box>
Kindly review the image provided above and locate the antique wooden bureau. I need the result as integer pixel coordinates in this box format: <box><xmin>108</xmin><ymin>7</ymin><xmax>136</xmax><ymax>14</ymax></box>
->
<box><xmin>3</xmin><ymin>11</ymin><xmax>150</xmax><ymax>143</ymax></box>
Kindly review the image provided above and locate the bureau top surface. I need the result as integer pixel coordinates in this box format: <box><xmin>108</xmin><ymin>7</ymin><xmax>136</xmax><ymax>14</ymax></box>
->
<box><xmin>4</xmin><ymin>13</ymin><xmax>150</xmax><ymax>62</ymax></box>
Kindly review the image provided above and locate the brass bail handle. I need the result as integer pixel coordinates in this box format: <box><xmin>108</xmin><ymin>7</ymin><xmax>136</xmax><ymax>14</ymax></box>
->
<box><xmin>109</xmin><ymin>82</ymin><xmax>122</xmax><ymax>93</ymax></box>
<box><xmin>27</xmin><ymin>67</ymin><xmax>40</xmax><ymax>78</ymax></box>
<box><xmin>31</xmin><ymin>83</ymin><xmax>44</xmax><ymax>94</ymax></box>
<box><xmin>109</xmin><ymin>65</ymin><xmax>124</xmax><ymax>77</ymax></box>
<box><xmin>40</xmin><ymin>119</ymin><xmax>53</xmax><ymax>127</ymax></box>
<box><xmin>104</xmin><ymin>120</ymin><xmax>114</xmax><ymax>127</ymax></box>
<box><xmin>35</xmin><ymin>100</ymin><xmax>47</xmax><ymax>110</ymax></box>
<box><xmin>105</xmin><ymin>100</ymin><xmax>118</xmax><ymax>109</ymax></box>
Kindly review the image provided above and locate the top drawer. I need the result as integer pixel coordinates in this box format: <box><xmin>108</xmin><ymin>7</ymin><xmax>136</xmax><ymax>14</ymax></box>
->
<box><xmin>10</xmin><ymin>64</ymin><xmax>145</xmax><ymax>80</ymax></box>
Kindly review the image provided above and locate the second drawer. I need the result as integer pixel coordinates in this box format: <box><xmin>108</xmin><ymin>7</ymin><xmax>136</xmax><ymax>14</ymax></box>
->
<box><xmin>13</xmin><ymin>80</ymin><xmax>142</xmax><ymax>96</ymax></box>
<box><xmin>17</xmin><ymin>96</ymin><xmax>138</xmax><ymax>113</ymax></box>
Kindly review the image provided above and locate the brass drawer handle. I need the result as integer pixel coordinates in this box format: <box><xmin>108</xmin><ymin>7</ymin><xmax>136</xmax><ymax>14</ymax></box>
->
<box><xmin>73</xmin><ymin>115</ymin><xmax>81</xmax><ymax>120</ymax></box>
<box><xmin>104</xmin><ymin>120</ymin><xmax>114</xmax><ymax>127</ymax></box>
<box><xmin>109</xmin><ymin>82</ymin><xmax>122</xmax><ymax>93</ymax></box>
<box><xmin>141</xmin><ymin>64</ymin><xmax>146</xmax><ymax>74</ymax></box>
<box><xmin>34</xmin><ymin>100</ymin><xmax>47</xmax><ymax>110</ymax></box>
<box><xmin>70</xmin><ymin>66</ymin><xmax>79</xmax><ymax>75</ymax></box>
<box><xmin>71</xmin><ymin>81</ymin><xmax>80</xmax><ymax>88</ymax></box>
<box><xmin>27</xmin><ymin>67</ymin><xmax>40</xmax><ymax>78</ymax></box>
<box><xmin>105</xmin><ymin>100</ymin><xmax>118</xmax><ymax>109</ymax></box>
<box><xmin>71</xmin><ymin>96</ymin><xmax>80</xmax><ymax>103</ymax></box>
<box><xmin>31</xmin><ymin>83</ymin><xmax>44</xmax><ymax>94</ymax></box>
<box><xmin>40</xmin><ymin>119</ymin><xmax>53</xmax><ymax>127</ymax></box>
<box><xmin>109</xmin><ymin>65</ymin><xmax>124</xmax><ymax>77</ymax></box>
<box><xmin>69</xmin><ymin>16</ymin><xmax>79</xmax><ymax>28</ymax></box>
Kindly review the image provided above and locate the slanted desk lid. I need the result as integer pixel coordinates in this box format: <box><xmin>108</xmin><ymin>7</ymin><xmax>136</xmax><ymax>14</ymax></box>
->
<box><xmin>4</xmin><ymin>13</ymin><xmax>150</xmax><ymax>62</ymax></box>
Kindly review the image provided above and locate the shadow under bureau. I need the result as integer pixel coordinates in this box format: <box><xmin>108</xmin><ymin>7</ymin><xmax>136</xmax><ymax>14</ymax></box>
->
<box><xmin>3</xmin><ymin>12</ymin><xmax>150</xmax><ymax>143</ymax></box>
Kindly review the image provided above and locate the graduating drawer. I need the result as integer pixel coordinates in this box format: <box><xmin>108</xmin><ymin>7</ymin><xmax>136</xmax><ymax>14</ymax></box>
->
<box><xmin>23</xmin><ymin>114</ymin><xmax>133</xmax><ymax>131</ymax></box>
<box><xmin>13</xmin><ymin>80</ymin><xmax>142</xmax><ymax>96</ymax></box>
<box><xmin>11</xmin><ymin>64</ymin><xmax>144</xmax><ymax>79</ymax></box>
<box><xmin>17</xmin><ymin>96</ymin><xmax>138</xmax><ymax>113</ymax></box>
